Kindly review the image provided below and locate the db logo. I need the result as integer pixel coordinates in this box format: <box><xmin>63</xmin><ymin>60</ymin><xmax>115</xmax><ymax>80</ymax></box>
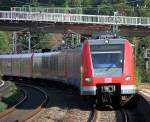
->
<box><xmin>105</xmin><ymin>78</ymin><xmax>112</xmax><ymax>83</ymax></box>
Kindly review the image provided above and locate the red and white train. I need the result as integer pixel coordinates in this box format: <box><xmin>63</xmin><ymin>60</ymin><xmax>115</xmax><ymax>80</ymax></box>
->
<box><xmin>0</xmin><ymin>38</ymin><xmax>136</xmax><ymax>105</ymax></box>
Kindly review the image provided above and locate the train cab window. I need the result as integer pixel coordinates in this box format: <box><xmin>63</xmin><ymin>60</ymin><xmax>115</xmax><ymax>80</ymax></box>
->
<box><xmin>90</xmin><ymin>44</ymin><xmax>123</xmax><ymax>76</ymax></box>
<box><xmin>92</xmin><ymin>51</ymin><xmax>122</xmax><ymax>68</ymax></box>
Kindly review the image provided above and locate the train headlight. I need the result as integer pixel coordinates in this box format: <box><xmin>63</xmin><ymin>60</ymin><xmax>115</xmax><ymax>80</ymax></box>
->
<box><xmin>104</xmin><ymin>40</ymin><xmax>109</xmax><ymax>44</ymax></box>
<box><xmin>85</xmin><ymin>77</ymin><xmax>92</xmax><ymax>82</ymax></box>
<box><xmin>124</xmin><ymin>76</ymin><xmax>131</xmax><ymax>81</ymax></box>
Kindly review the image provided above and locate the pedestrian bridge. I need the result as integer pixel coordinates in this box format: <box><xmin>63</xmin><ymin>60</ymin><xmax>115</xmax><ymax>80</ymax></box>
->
<box><xmin>0</xmin><ymin>10</ymin><xmax>150</xmax><ymax>26</ymax></box>
<box><xmin>0</xmin><ymin>10</ymin><xmax>150</xmax><ymax>36</ymax></box>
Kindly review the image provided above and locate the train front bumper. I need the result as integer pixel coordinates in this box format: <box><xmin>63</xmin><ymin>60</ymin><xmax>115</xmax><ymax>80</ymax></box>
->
<box><xmin>81</xmin><ymin>86</ymin><xmax>96</xmax><ymax>95</ymax></box>
<box><xmin>80</xmin><ymin>85</ymin><xmax>136</xmax><ymax>95</ymax></box>
<box><xmin>121</xmin><ymin>85</ymin><xmax>137</xmax><ymax>94</ymax></box>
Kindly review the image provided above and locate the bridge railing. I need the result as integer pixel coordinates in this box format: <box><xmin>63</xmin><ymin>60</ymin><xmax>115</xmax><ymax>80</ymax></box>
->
<box><xmin>11</xmin><ymin>7</ymin><xmax>83</xmax><ymax>14</ymax></box>
<box><xmin>0</xmin><ymin>11</ymin><xmax>150</xmax><ymax>27</ymax></box>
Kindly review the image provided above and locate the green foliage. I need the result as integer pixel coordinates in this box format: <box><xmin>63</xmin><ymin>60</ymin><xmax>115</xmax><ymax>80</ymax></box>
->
<box><xmin>16</xmin><ymin>32</ymin><xmax>52</xmax><ymax>52</ymax></box>
<box><xmin>144</xmin><ymin>0</ymin><xmax>150</xmax><ymax>8</ymax></box>
<box><xmin>0</xmin><ymin>32</ymin><xmax>10</xmax><ymax>52</ymax></box>
<box><xmin>0</xmin><ymin>83</ymin><xmax>20</xmax><ymax>112</ymax></box>
<box><xmin>2</xmin><ymin>89</ymin><xmax>21</xmax><ymax>106</ymax></box>
<box><xmin>34</xmin><ymin>33</ymin><xmax>52</xmax><ymax>49</ymax></box>
<box><xmin>82</xmin><ymin>0</ymin><xmax>92</xmax><ymax>7</ymax></box>
<box><xmin>135</xmin><ymin>66</ymin><xmax>141</xmax><ymax>84</ymax></box>
<box><xmin>0</xmin><ymin>102</ymin><xmax>7</xmax><ymax>112</ymax></box>
<box><xmin>98</xmin><ymin>4</ymin><xmax>114</xmax><ymax>15</ymax></box>
<box><xmin>68</xmin><ymin>0</ymin><xmax>82</xmax><ymax>7</ymax></box>
<box><xmin>132</xmin><ymin>36</ymin><xmax>150</xmax><ymax>83</ymax></box>
<box><xmin>0</xmin><ymin>0</ymin><xmax>150</xmax><ymax>16</ymax></box>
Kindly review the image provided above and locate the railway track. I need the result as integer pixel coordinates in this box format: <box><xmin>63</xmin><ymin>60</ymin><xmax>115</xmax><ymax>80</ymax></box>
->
<box><xmin>26</xmin><ymin>82</ymin><xmax>92</xmax><ymax>122</ymax></box>
<box><xmin>0</xmin><ymin>80</ymin><xmax>145</xmax><ymax>122</ymax></box>
<box><xmin>0</xmin><ymin>83</ymin><xmax>48</xmax><ymax>122</ymax></box>
<box><xmin>120</xmin><ymin>109</ymin><xmax>129</xmax><ymax>122</ymax></box>
<box><xmin>0</xmin><ymin>80</ymin><xmax>11</xmax><ymax>92</ymax></box>
<box><xmin>87</xmin><ymin>108</ymin><xmax>97</xmax><ymax>122</ymax></box>
<box><xmin>18</xmin><ymin>81</ymin><xmax>138</xmax><ymax>122</ymax></box>
<box><xmin>87</xmin><ymin>105</ymin><xmax>130</xmax><ymax>122</ymax></box>
<box><xmin>0</xmin><ymin>79</ymin><xmax>5</xmax><ymax>87</ymax></box>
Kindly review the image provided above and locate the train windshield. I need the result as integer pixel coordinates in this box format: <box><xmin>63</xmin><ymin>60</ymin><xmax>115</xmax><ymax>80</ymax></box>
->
<box><xmin>91</xmin><ymin>45</ymin><xmax>123</xmax><ymax>76</ymax></box>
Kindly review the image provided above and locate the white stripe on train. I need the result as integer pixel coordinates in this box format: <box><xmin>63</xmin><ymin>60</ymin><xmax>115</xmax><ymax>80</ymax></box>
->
<box><xmin>81</xmin><ymin>85</ymin><xmax>136</xmax><ymax>94</ymax></box>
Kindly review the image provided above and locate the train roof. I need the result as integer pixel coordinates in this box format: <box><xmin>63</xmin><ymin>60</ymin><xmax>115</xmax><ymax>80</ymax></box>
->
<box><xmin>0</xmin><ymin>54</ymin><xmax>32</xmax><ymax>59</ymax></box>
<box><xmin>88</xmin><ymin>38</ymin><xmax>126</xmax><ymax>45</ymax></box>
<box><xmin>0</xmin><ymin>48</ymin><xmax>81</xmax><ymax>58</ymax></box>
<box><xmin>0</xmin><ymin>55</ymin><xmax>11</xmax><ymax>59</ymax></box>
<box><xmin>33</xmin><ymin>52</ymin><xmax>60</xmax><ymax>57</ymax></box>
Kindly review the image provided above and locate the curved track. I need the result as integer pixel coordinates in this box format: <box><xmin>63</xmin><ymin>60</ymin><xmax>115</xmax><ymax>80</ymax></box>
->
<box><xmin>0</xmin><ymin>83</ymin><xmax>48</xmax><ymax>122</ymax></box>
<box><xmin>0</xmin><ymin>80</ymin><xmax>11</xmax><ymax>92</ymax></box>
<box><xmin>0</xmin><ymin>79</ymin><xmax>5</xmax><ymax>87</ymax></box>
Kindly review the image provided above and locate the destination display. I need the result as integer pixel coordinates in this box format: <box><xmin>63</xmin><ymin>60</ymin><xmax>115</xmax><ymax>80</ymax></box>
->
<box><xmin>90</xmin><ymin>44</ymin><xmax>123</xmax><ymax>52</ymax></box>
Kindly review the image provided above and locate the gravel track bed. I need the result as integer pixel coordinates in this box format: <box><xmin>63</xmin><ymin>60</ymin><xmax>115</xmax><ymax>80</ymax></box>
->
<box><xmin>27</xmin><ymin>86</ymin><xmax>139</xmax><ymax>122</ymax></box>
<box><xmin>138</xmin><ymin>83</ymin><xmax>150</xmax><ymax>90</ymax></box>
<box><xmin>27</xmin><ymin>87</ymin><xmax>91</xmax><ymax>122</ymax></box>
<box><xmin>95</xmin><ymin>110</ymin><xmax>117</xmax><ymax>122</ymax></box>
<box><xmin>95</xmin><ymin>109</ymin><xmax>137</xmax><ymax>122</ymax></box>
<box><xmin>23</xmin><ymin>82</ymin><xmax>143</xmax><ymax>122</ymax></box>
<box><xmin>63</xmin><ymin>108</ymin><xmax>90</xmax><ymax>122</ymax></box>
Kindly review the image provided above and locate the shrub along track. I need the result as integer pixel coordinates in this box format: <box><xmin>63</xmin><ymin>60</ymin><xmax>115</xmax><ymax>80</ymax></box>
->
<box><xmin>0</xmin><ymin>80</ymin><xmax>24</xmax><ymax>113</ymax></box>
<box><xmin>0</xmin><ymin>88</ymin><xmax>26</xmax><ymax>118</ymax></box>
<box><xmin>0</xmin><ymin>83</ymin><xmax>48</xmax><ymax>122</ymax></box>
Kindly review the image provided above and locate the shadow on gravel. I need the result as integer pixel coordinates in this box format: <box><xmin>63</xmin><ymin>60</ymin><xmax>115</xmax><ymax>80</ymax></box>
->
<box><xmin>96</xmin><ymin>105</ymin><xmax>114</xmax><ymax>111</ymax></box>
<box><xmin>11</xmin><ymin>79</ymin><xmax>94</xmax><ymax>111</ymax></box>
<box><xmin>41</xmin><ymin>81</ymin><xmax>94</xmax><ymax>111</ymax></box>
<box><xmin>115</xmin><ymin>95</ymin><xmax>145</xmax><ymax>122</ymax></box>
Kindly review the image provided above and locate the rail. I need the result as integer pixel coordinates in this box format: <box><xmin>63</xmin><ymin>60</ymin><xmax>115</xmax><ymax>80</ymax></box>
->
<box><xmin>0</xmin><ymin>11</ymin><xmax>150</xmax><ymax>27</ymax></box>
<box><xmin>87</xmin><ymin>108</ymin><xmax>97</xmax><ymax>122</ymax></box>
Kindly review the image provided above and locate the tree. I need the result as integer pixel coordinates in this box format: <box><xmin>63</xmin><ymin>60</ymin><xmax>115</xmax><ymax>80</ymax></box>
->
<box><xmin>34</xmin><ymin>33</ymin><xmax>52</xmax><ymax>49</ymax></box>
<box><xmin>67</xmin><ymin>0</ymin><xmax>82</xmax><ymax>7</ymax></box>
<box><xmin>82</xmin><ymin>0</ymin><xmax>93</xmax><ymax>7</ymax></box>
<box><xmin>140</xmin><ymin>0</ymin><xmax>150</xmax><ymax>17</ymax></box>
<box><xmin>0</xmin><ymin>32</ymin><xmax>10</xmax><ymax>52</ymax></box>
<box><xmin>16</xmin><ymin>32</ymin><xmax>52</xmax><ymax>52</ymax></box>
<box><xmin>0</xmin><ymin>0</ymin><xmax>27</xmax><ymax>10</ymax></box>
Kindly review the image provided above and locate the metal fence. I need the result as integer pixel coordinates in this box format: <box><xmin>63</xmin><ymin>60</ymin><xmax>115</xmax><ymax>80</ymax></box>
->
<box><xmin>0</xmin><ymin>11</ymin><xmax>150</xmax><ymax>27</ymax></box>
<box><xmin>11</xmin><ymin>7</ymin><xmax>83</xmax><ymax>14</ymax></box>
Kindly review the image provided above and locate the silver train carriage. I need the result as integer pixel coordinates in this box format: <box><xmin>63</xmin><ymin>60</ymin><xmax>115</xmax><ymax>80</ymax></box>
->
<box><xmin>0</xmin><ymin>48</ymin><xmax>81</xmax><ymax>88</ymax></box>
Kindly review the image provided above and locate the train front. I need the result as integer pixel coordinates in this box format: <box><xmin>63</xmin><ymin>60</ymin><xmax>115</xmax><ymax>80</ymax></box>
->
<box><xmin>81</xmin><ymin>38</ymin><xmax>136</xmax><ymax>105</ymax></box>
